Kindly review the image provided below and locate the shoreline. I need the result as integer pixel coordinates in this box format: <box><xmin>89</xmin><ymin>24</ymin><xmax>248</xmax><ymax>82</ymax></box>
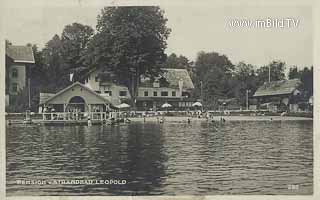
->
<box><xmin>6</xmin><ymin>115</ymin><xmax>313</xmax><ymax>125</ymax></box>
<box><xmin>129</xmin><ymin>116</ymin><xmax>313</xmax><ymax>122</ymax></box>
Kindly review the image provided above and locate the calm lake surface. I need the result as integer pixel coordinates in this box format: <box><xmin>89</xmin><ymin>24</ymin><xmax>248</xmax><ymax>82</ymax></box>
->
<box><xmin>6</xmin><ymin>119</ymin><xmax>313</xmax><ymax>195</ymax></box>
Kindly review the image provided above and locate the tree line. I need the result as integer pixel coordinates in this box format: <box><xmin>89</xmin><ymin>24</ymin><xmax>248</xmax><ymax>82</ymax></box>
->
<box><xmin>166</xmin><ymin>52</ymin><xmax>313</xmax><ymax>108</ymax></box>
<box><xmin>6</xmin><ymin>6</ymin><xmax>313</xmax><ymax>112</ymax></box>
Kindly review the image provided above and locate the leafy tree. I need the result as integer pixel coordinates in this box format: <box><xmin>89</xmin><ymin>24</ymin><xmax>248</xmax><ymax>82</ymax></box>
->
<box><xmin>231</xmin><ymin>62</ymin><xmax>258</xmax><ymax>106</ymax></box>
<box><xmin>300</xmin><ymin>67</ymin><xmax>313</xmax><ymax>97</ymax></box>
<box><xmin>60</xmin><ymin>23</ymin><xmax>94</xmax><ymax>81</ymax></box>
<box><xmin>164</xmin><ymin>53</ymin><xmax>193</xmax><ymax>70</ymax></box>
<box><xmin>288</xmin><ymin>66</ymin><xmax>313</xmax><ymax>98</ymax></box>
<box><xmin>84</xmin><ymin>6</ymin><xmax>171</xmax><ymax>105</ymax></box>
<box><xmin>41</xmin><ymin>34</ymin><xmax>69</xmax><ymax>91</ymax></box>
<box><xmin>193</xmin><ymin>51</ymin><xmax>234</xmax><ymax>107</ymax></box>
<box><xmin>256</xmin><ymin>60</ymin><xmax>286</xmax><ymax>85</ymax></box>
<box><xmin>288</xmin><ymin>66</ymin><xmax>300</xmax><ymax>79</ymax></box>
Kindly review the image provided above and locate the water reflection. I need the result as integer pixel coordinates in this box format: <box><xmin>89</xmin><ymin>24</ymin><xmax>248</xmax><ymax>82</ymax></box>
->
<box><xmin>6</xmin><ymin>120</ymin><xmax>313</xmax><ymax>195</ymax></box>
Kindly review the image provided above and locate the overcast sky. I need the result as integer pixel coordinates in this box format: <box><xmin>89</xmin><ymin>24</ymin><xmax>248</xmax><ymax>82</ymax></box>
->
<box><xmin>3</xmin><ymin>0</ymin><xmax>313</xmax><ymax>69</ymax></box>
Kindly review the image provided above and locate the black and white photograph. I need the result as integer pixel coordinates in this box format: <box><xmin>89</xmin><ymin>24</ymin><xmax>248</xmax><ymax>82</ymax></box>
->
<box><xmin>2</xmin><ymin>0</ymin><xmax>316</xmax><ymax>198</ymax></box>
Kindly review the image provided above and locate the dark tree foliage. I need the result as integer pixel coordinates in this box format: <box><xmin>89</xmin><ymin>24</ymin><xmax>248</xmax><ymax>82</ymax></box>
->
<box><xmin>164</xmin><ymin>53</ymin><xmax>193</xmax><ymax>70</ymax></box>
<box><xmin>41</xmin><ymin>34</ymin><xmax>70</xmax><ymax>91</ymax></box>
<box><xmin>33</xmin><ymin>23</ymin><xmax>94</xmax><ymax>93</ymax></box>
<box><xmin>289</xmin><ymin>66</ymin><xmax>313</xmax><ymax>97</ymax></box>
<box><xmin>193</xmin><ymin>51</ymin><xmax>234</xmax><ymax>108</ymax></box>
<box><xmin>83</xmin><ymin>6</ymin><xmax>171</xmax><ymax>102</ymax></box>
<box><xmin>60</xmin><ymin>23</ymin><xmax>94</xmax><ymax>81</ymax></box>
<box><xmin>288</xmin><ymin>66</ymin><xmax>300</xmax><ymax>79</ymax></box>
<box><xmin>230</xmin><ymin>62</ymin><xmax>259</xmax><ymax>106</ymax></box>
<box><xmin>256</xmin><ymin>60</ymin><xmax>286</xmax><ymax>85</ymax></box>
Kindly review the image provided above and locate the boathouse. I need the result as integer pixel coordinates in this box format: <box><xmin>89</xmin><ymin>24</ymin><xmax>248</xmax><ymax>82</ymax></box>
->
<box><xmin>253</xmin><ymin>79</ymin><xmax>302</xmax><ymax>112</ymax></box>
<box><xmin>40</xmin><ymin>82</ymin><xmax>112</xmax><ymax>113</ymax></box>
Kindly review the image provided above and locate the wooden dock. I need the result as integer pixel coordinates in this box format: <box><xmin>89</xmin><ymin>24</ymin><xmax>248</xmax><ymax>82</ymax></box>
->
<box><xmin>6</xmin><ymin>111</ymin><xmax>126</xmax><ymax>126</ymax></box>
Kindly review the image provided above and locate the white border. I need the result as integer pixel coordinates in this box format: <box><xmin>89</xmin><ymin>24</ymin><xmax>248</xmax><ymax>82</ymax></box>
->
<box><xmin>1</xmin><ymin>0</ymin><xmax>318</xmax><ymax>200</ymax></box>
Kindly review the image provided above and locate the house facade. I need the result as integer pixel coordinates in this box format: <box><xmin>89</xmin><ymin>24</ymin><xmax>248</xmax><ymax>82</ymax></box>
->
<box><xmin>5</xmin><ymin>45</ymin><xmax>35</xmax><ymax>106</ymax></box>
<box><xmin>83</xmin><ymin>68</ymin><xmax>131</xmax><ymax>106</ymax></box>
<box><xmin>253</xmin><ymin>79</ymin><xmax>302</xmax><ymax>112</ymax></box>
<box><xmin>136</xmin><ymin>68</ymin><xmax>195</xmax><ymax>111</ymax></box>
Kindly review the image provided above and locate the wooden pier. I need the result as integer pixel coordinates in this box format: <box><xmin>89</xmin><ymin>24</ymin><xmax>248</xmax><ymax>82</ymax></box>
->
<box><xmin>41</xmin><ymin>111</ymin><xmax>108</xmax><ymax>121</ymax></box>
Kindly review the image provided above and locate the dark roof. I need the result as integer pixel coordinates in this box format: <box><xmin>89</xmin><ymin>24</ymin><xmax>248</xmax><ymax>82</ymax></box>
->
<box><xmin>140</xmin><ymin>68</ymin><xmax>194</xmax><ymax>90</ymax></box>
<box><xmin>84</xmin><ymin>67</ymin><xmax>195</xmax><ymax>90</ymax></box>
<box><xmin>42</xmin><ymin>82</ymin><xmax>111</xmax><ymax>105</ymax></box>
<box><xmin>6</xmin><ymin>45</ymin><xmax>35</xmax><ymax>63</ymax></box>
<box><xmin>253</xmin><ymin>79</ymin><xmax>301</xmax><ymax>97</ymax></box>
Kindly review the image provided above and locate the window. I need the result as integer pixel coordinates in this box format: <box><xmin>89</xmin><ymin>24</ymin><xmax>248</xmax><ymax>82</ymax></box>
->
<box><xmin>12</xmin><ymin>69</ymin><xmax>18</xmax><ymax>78</ymax></box>
<box><xmin>153</xmin><ymin>91</ymin><xmax>158</xmax><ymax>96</ymax></box>
<box><xmin>105</xmin><ymin>91</ymin><xmax>112</xmax><ymax>96</ymax></box>
<box><xmin>95</xmin><ymin>76</ymin><xmax>99</xmax><ymax>82</ymax></box>
<box><xmin>144</xmin><ymin>91</ymin><xmax>148</xmax><ymax>97</ymax></box>
<box><xmin>172</xmin><ymin>91</ymin><xmax>176</xmax><ymax>97</ymax></box>
<box><xmin>119</xmin><ymin>91</ymin><xmax>127</xmax><ymax>96</ymax></box>
<box><xmin>161</xmin><ymin>91</ymin><xmax>168</xmax><ymax>96</ymax></box>
<box><xmin>182</xmin><ymin>92</ymin><xmax>189</xmax><ymax>97</ymax></box>
<box><xmin>11</xmin><ymin>83</ymin><xmax>18</xmax><ymax>93</ymax></box>
<box><xmin>95</xmin><ymin>90</ymin><xmax>101</xmax><ymax>94</ymax></box>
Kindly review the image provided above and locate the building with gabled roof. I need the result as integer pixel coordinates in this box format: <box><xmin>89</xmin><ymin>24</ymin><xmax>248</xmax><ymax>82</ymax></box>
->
<box><xmin>253</xmin><ymin>79</ymin><xmax>302</xmax><ymax>112</ymax></box>
<box><xmin>6</xmin><ymin>45</ymin><xmax>35</xmax><ymax>63</ymax></box>
<box><xmin>253</xmin><ymin>79</ymin><xmax>301</xmax><ymax>98</ymax></box>
<box><xmin>83</xmin><ymin>67</ymin><xmax>132</xmax><ymax>107</ymax></box>
<box><xmin>137</xmin><ymin>68</ymin><xmax>196</xmax><ymax>111</ymax></box>
<box><xmin>40</xmin><ymin>82</ymin><xmax>112</xmax><ymax>113</ymax></box>
<box><xmin>5</xmin><ymin>45</ymin><xmax>35</xmax><ymax>106</ymax></box>
<box><xmin>41</xmin><ymin>66</ymin><xmax>196</xmax><ymax>113</ymax></box>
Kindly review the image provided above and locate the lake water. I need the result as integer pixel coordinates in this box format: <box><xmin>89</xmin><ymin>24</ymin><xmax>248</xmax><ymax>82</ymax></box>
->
<box><xmin>6</xmin><ymin>119</ymin><xmax>313</xmax><ymax>195</ymax></box>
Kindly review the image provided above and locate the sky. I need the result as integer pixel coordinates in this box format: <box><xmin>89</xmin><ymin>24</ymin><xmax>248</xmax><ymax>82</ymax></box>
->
<box><xmin>3</xmin><ymin>0</ymin><xmax>313</xmax><ymax>69</ymax></box>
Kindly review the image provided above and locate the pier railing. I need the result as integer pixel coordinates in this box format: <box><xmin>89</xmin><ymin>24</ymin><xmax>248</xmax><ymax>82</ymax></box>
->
<box><xmin>42</xmin><ymin>112</ymin><xmax>108</xmax><ymax>121</ymax></box>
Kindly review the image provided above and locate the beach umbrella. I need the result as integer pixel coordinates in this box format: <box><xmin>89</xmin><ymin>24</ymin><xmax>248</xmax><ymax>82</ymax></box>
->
<box><xmin>117</xmin><ymin>103</ymin><xmax>130</xmax><ymax>109</ymax></box>
<box><xmin>161</xmin><ymin>102</ymin><xmax>172</xmax><ymax>112</ymax></box>
<box><xmin>192</xmin><ymin>102</ymin><xmax>202</xmax><ymax>107</ymax></box>
<box><xmin>161</xmin><ymin>103</ymin><xmax>172</xmax><ymax>108</ymax></box>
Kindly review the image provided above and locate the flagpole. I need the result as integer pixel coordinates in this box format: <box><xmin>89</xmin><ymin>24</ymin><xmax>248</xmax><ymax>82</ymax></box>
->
<box><xmin>268</xmin><ymin>65</ymin><xmax>271</xmax><ymax>83</ymax></box>
<box><xmin>28</xmin><ymin>78</ymin><xmax>31</xmax><ymax>109</ymax></box>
